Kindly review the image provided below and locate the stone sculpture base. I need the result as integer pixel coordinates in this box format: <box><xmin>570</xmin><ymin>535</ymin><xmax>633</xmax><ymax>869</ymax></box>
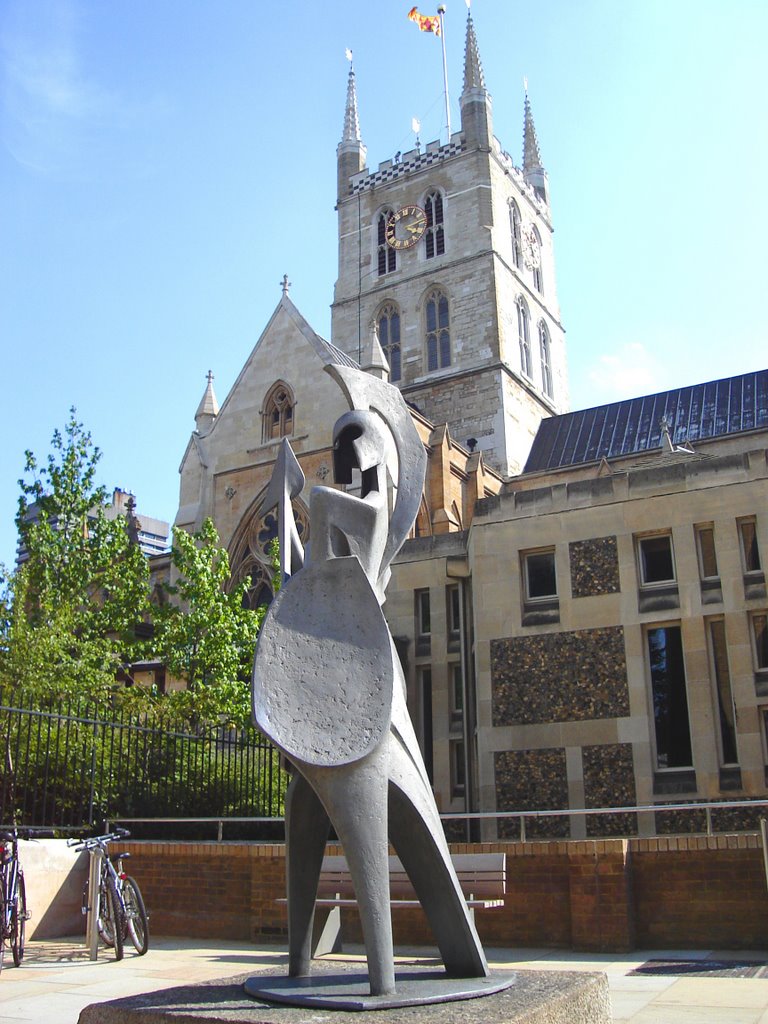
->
<box><xmin>78</xmin><ymin>965</ymin><xmax>612</xmax><ymax>1023</ymax></box>
<box><xmin>244</xmin><ymin>966</ymin><xmax>516</xmax><ymax>1009</ymax></box>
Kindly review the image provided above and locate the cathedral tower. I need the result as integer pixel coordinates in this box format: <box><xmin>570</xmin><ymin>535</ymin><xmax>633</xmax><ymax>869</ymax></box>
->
<box><xmin>331</xmin><ymin>11</ymin><xmax>569</xmax><ymax>476</ymax></box>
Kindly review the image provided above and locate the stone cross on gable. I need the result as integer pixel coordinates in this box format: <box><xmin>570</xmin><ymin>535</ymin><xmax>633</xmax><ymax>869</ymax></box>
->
<box><xmin>280</xmin><ymin>274</ymin><xmax>291</xmax><ymax>296</ymax></box>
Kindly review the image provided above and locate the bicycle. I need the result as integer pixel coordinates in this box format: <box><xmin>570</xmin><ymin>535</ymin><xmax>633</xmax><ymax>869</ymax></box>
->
<box><xmin>0</xmin><ymin>826</ymin><xmax>54</xmax><ymax>973</ymax></box>
<box><xmin>69</xmin><ymin>828</ymin><xmax>149</xmax><ymax>959</ymax></box>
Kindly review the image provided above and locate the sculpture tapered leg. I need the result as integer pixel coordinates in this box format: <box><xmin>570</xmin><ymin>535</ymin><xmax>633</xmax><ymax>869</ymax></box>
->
<box><xmin>387</xmin><ymin>706</ymin><xmax>489</xmax><ymax>978</ymax></box>
<box><xmin>308</xmin><ymin>744</ymin><xmax>395</xmax><ymax>996</ymax></box>
<box><xmin>285</xmin><ymin>772</ymin><xmax>331</xmax><ymax>977</ymax></box>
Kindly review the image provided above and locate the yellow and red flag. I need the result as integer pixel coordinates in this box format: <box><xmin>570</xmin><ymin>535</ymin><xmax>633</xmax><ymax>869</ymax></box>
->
<box><xmin>408</xmin><ymin>6</ymin><xmax>441</xmax><ymax>36</ymax></box>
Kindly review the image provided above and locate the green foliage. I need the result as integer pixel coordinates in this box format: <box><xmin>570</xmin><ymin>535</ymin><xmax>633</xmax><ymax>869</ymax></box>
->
<box><xmin>151</xmin><ymin>518</ymin><xmax>266</xmax><ymax>728</ymax></box>
<box><xmin>0</xmin><ymin>410</ymin><xmax>150</xmax><ymax>698</ymax></box>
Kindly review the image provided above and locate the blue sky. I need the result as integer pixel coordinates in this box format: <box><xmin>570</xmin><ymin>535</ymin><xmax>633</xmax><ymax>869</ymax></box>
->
<box><xmin>1</xmin><ymin>0</ymin><xmax>766</xmax><ymax>569</ymax></box>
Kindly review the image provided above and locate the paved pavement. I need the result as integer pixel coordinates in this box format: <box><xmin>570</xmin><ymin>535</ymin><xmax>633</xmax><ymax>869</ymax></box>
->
<box><xmin>2</xmin><ymin>937</ymin><xmax>768</xmax><ymax>1023</ymax></box>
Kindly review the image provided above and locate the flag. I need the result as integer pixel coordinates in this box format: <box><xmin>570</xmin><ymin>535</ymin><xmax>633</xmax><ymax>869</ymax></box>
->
<box><xmin>408</xmin><ymin>6</ymin><xmax>441</xmax><ymax>36</ymax></box>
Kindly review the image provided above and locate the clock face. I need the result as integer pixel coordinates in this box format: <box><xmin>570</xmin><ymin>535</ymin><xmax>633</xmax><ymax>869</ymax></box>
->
<box><xmin>385</xmin><ymin>205</ymin><xmax>427</xmax><ymax>250</ymax></box>
<box><xmin>522</xmin><ymin>224</ymin><xmax>541</xmax><ymax>270</ymax></box>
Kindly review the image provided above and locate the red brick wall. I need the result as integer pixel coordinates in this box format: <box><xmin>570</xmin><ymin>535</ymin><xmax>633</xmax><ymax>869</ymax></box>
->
<box><xmin>632</xmin><ymin>836</ymin><xmax>768</xmax><ymax>949</ymax></box>
<box><xmin>118</xmin><ymin>834</ymin><xmax>768</xmax><ymax>952</ymax></box>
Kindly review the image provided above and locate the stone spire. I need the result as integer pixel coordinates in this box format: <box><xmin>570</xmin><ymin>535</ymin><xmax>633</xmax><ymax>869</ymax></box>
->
<box><xmin>522</xmin><ymin>86</ymin><xmax>549</xmax><ymax>204</ymax></box>
<box><xmin>462</xmin><ymin>9</ymin><xmax>486</xmax><ymax>92</ymax></box>
<box><xmin>337</xmin><ymin>52</ymin><xmax>367</xmax><ymax>200</ymax></box>
<box><xmin>341</xmin><ymin>57</ymin><xmax>361</xmax><ymax>144</ymax></box>
<box><xmin>195</xmin><ymin>370</ymin><xmax>219</xmax><ymax>436</ymax></box>
<box><xmin>459</xmin><ymin>9</ymin><xmax>492</xmax><ymax>149</ymax></box>
<box><xmin>361</xmin><ymin>320</ymin><xmax>390</xmax><ymax>382</ymax></box>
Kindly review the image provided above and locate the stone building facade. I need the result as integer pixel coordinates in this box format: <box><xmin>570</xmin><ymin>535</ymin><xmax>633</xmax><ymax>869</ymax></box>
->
<box><xmin>173</xmin><ymin>11</ymin><xmax>768</xmax><ymax>836</ymax></box>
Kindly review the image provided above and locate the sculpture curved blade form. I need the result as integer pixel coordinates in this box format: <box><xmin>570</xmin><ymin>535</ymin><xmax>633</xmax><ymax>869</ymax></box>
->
<box><xmin>252</xmin><ymin>362</ymin><xmax>488</xmax><ymax>997</ymax></box>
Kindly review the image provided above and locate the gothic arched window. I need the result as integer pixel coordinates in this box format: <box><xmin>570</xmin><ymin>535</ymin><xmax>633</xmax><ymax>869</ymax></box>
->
<box><xmin>510</xmin><ymin>200</ymin><xmax>522</xmax><ymax>269</ymax></box>
<box><xmin>425</xmin><ymin>288</ymin><xmax>451</xmax><ymax>371</ymax></box>
<box><xmin>377</xmin><ymin>303</ymin><xmax>402</xmax><ymax>382</ymax></box>
<box><xmin>262</xmin><ymin>381</ymin><xmax>295</xmax><ymax>443</ymax></box>
<box><xmin>517</xmin><ymin>297</ymin><xmax>532</xmax><ymax>378</ymax></box>
<box><xmin>532</xmin><ymin>226</ymin><xmax>544</xmax><ymax>293</ymax></box>
<box><xmin>539</xmin><ymin>319</ymin><xmax>553</xmax><ymax>398</ymax></box>
<box><xmin>377</xmin><ymin>209</ymin><xmax>396</xmax><ymax>276</ymax></box>
<box><xmin>424</xmin><ymin>191</ymin><xmax>445</xmax><ymax>259</ymax></box>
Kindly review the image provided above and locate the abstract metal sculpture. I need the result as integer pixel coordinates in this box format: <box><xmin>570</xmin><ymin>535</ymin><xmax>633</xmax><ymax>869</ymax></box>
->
<box><xmin>252</xmin><ymin>363</ymin><xmax>489</xmax><ymax>997</ymax></box>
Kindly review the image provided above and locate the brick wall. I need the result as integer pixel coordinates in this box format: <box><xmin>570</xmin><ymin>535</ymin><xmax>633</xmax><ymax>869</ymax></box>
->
<box><xmin>114</xmin><ymin>835</ymin><xmax>768</xmax><ymax>953</ymax></box>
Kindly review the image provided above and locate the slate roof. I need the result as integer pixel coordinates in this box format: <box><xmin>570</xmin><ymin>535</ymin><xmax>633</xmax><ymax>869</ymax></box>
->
<box><xmin>524</xmin><ymin>369</ymin><xmax>768</xmax><ymax>473</ymax></box>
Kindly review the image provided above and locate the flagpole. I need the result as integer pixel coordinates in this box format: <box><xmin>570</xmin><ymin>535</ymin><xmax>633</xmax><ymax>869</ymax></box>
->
<box><xmin>437</xmin><ymin>4</ymin><xmax>451</xmax><ymax>139</ymax></box>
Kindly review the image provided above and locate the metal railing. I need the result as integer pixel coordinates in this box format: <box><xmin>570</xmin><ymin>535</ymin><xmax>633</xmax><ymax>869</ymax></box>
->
<box><xmin>105</xmin><ymin>798</ymin><xmax>768</xmax><ymax>843</ymax></box>
<box><xmin>1</xmin><ymin>690</ymin><xmax>287</xmax><ymax>831</ymax></box>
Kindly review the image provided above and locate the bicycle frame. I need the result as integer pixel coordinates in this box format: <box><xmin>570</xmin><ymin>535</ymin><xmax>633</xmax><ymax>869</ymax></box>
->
<box><xmin>0</xmin><ymin>831</ymin><xmax>21</xmax><ymax>938</ymax></box>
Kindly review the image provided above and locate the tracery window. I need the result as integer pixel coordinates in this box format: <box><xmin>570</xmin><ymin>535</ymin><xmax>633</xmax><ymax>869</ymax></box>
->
<box><xmin>424</xmin><ymin>191</ymin><xmax>445</xmax><ymax>259</ymax></box>
<box><xmin>510</xmin><ymin>200</ymin><xmax>522</xmax><ymax>269</ymax></box>
<box><xmin>377</xmin><ymin>303</ymin><xmax>402</xmax><ymax>382</ymax></box>
<box><xmin>262</xmin><ymin>381</ymin><xmax>294</xmax><ymax>443</ymax></box>
<box><xmin>377</xmin><ymin>209</ymin><xmax>396</xmax><ymax>276</ymax></box>
<box><xmin>538</xmin><ymin>319</ymin><xmax>553</xmax><ymax>398</ymax></box>
<box><xmin>517</xmin><ymin>297</ymin><xmax>531</xmax><ymax>378</ymax></box>
<box><xmin>425</xmin><ymin>288</ymin><xmax>451</xmax><ymax>371</ymax></box>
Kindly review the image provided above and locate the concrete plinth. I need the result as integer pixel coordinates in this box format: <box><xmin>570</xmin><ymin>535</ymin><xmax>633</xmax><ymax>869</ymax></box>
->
<box><xmin>78</xmin><ymin>965</ymin><xmax>611</xmax><ymax>1023</ymax></box>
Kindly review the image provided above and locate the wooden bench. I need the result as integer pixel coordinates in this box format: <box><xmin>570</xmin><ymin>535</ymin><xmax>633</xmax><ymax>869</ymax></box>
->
<box><xmin>296</xmin><ymin>852</ymin><xmax>506</xmax><ymax>956</ymax></box>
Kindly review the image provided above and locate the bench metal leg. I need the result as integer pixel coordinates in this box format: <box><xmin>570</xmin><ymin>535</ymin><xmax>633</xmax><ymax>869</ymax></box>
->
<box><xmin>312</xmin><ymin>905</ymin><xmax>343</xmax><ymax>958</ymax></box>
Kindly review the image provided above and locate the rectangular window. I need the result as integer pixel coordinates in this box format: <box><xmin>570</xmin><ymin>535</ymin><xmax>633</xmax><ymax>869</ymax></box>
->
<box><xmin>450</xmin><ymin>662</ymin><xmax>464</xmax><ymax>716</ymax></box>
<box><xmin>523</xmin><ymin>549</ymin><xmax>557</xmax><ymax>601</ymax></box>
<box><xmin>447</xmin><ymin>584</ymin><xmax>461</xmax><ymax>641</ymax></box>
<box><xmin>739</xmin><ymin>518</ymin><xmax>762</xmax><ymax>573</ymax></box>
<box><xmin>647</xmin><ymin>625</ymin><xmax>693</xmax><ymax>769</ymax></box>
<box><xmin>451</xmin><ymin>739</ymin><xmax>466</xmax><ymax>795</ymax></box>
<box><xmin>639</xmin><ymin>535</ymin><xmax>676</xmax><ymax>585</ymax></box>
<box><xmin>752</xmin><ymin>613</ymin><xmax>768</xmax><ymax>671</ymax></box>
<box><xmin>418</xmin><ymin>666</ymin><xmax>434</xmax><ymax>784</ymax></box>
<box><xmin>708</xmin><ymin>618</ymin><xmax>738</xmax><ymax>765</ymax></box>
<box><xmin>695</xmin><ymin>525</ymin><xmax>719</xmax><ymax>579</ymax></box>
<box><xmin>416</xmin><ymin>589</ymin><xmax>431</xmax><ymax>636</ymax></box>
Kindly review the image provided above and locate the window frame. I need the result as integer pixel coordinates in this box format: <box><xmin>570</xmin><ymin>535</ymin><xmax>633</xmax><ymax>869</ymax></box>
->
<box><xmin>738</xmin><ymin>517</ymin><xmax>762</xmax><ymax>574</ymax></box>
<box><xmin>695</xmin><ymin>523</ymin><xmax>719</xmax><ymax>580</ymax></box>
<box><xmin>424</xmin><ymin>189</ymin><xmax>445</xmax><ymax>260</ymax></box>
<box><xmin>751</xmin><ymin>612</ymin><xmax>768</xmax><ymax>672</ymax></box>
<box><xmin>416</xmin><ymin>588</ymin><xmax>431</xmax><ymax>637</ymax></box>
<box><xmin>377</xmin><ymin>208</ymin><xmax>397</xmax><ymax>277</ymax></box>
<box><xmin>531</xmin><ymin>225</ymin><xmax>544</xmax><ymax>294</ymax></box>
<box><xmin>517</xmin><ymin>296</ymin><xmax>532</xmax><ymax>378</ymax></box>
<box><xmin>645</xmin><ymin>622</ymin><xmax>694</xmax><ymax>772</ymax></box>
<box><xmin>261</xmin><ymin>381</ymin><xmax>295</xmax><ymax>444</ymax></box>
<box><xmin>376</xmin><ymin>302</ymin><xmax>402</xmax><ymax>382</ymax></box>
<box><xmin>706</xmin><ymin>616</ymin><xmax>739</xmax><ymax>766</ymax></box>
<box><xmin>637</xmin><ymin>533</ymin><xmax>676</xmax><ymax>587</ymax></box>
<box><xmin>538</xmin><ymin>319</ymin><xmax>553</xmax><ymax>398</ymax></box>
<box><xmin>522</xmin><ymin>547</ymin><xmax>557</xmax><ymax>603</ymax></box>
<box><xmin>509</xmin><ymin>200</ymin><xmax>522</xmax><ymax>269</ymax></box>
<box><xmin>424</xmin><ymin>287</ymin><xmax>451</xmax><ymax>372</ymax></box>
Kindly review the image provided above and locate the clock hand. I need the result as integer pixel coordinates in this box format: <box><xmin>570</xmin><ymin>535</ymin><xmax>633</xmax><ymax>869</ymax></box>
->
<box><xmin>405</xmin><ymin>221</ymin><xmax>423</xmax><ymax>235</ymax></box>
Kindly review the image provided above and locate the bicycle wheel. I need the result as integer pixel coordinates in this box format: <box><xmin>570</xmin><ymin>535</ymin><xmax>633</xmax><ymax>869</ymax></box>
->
<box><xmin>96</xmin><ymin>879</ymin><xmax>115</xmax><ymax>947</ymax></box>
<box><xmin>102</xmin><ymin>877</ymin><xmax>124</xmax><ymax>960</ymax></box>
<box><xmin>122</xmin><ymin>878</ymin><xmax>149</xmax><ymax>955</ymax></box>
<box><xmin>11</xmin><ymin>873</ymin><xmax>26</xmax><ymax>966</ymax></box>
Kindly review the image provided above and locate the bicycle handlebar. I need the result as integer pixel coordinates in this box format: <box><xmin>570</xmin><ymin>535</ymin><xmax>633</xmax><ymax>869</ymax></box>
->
<box><xmin>67</xmin><ymin>826</ymin><xmax>131</xmax><ymax>851</ymax></box>
<box><xmin>1</xmin><ymin>827</ymin><xmax>56</xmax><ymax>842</ymax></box>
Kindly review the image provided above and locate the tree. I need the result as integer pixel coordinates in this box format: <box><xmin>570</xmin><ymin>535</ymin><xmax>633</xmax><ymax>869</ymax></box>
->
<box><xmin>0</xmin><ymin>410</ymin><xmax>150</xmax><ymax>697</ymax></box>
<box><xmin>151</xmin><ymin>518</ymin><xmax>267</xmax><ymax>727</ymax></box>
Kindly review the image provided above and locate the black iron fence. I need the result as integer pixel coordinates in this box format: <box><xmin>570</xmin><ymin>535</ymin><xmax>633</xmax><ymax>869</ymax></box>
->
<box><xmin>0</xmin><ymin>689</ymin><xmax>288</xmax><ymax>837</ymax></box>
